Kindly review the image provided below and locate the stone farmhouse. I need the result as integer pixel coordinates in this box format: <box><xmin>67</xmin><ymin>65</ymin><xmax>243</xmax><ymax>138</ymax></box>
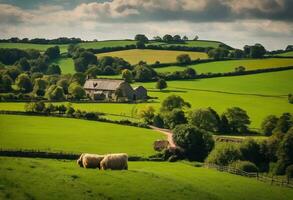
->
<box><xmin>83</xmin><ymin>79</ymin><xmax>147</xmax><ymax>101</ymax></box>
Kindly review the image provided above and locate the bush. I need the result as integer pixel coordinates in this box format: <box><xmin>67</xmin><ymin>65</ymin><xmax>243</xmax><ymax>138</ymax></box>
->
<box><xmin>173</xmin><ymin>124</ymin><xmax>214</xmax><ymax>161</ymax></box>
<box><xmin>205</xmin><ymin>143</ymin><xmax>241</xmax><ymax>165</ymax></box>
<box><xmin>176</xmin><ymin>54</ymin><xmax>191</xmax><ymax>64</ymax></box>
<box><xmin>229</xmin><ymin>160</ymin><xmax>258</xmax><ymax>173</ymax></box>
<box><xmin>286</xmin><ymin>165</ymin><xmax>293</xmax><ymax>178</ymax></box>
<box><xmin>239</xmin><ymin>139</ymin><xmax>264</xmax><ymax>166</ymax></box>
<box><xmin>153</xmin><ymin>114</ymin><xmax>164</xmax><ymax>128</ymax></box>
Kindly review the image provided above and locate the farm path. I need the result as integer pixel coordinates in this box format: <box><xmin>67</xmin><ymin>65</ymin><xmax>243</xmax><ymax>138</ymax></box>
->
<box><xmin>150</xmin><ymin>126</ymin><xmax>176</xmax><ymax>148</ymax></box>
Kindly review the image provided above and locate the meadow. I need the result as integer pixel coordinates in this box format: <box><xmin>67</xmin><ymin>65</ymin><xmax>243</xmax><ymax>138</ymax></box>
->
<box><xmin>0</xmin><ymin>157</ymin><xmax>292</xmax><ymax>200</ymax></box>
<box><xmin>276</xmin><ymin>51</ymin><xmax>293</xmax><ymax>57</ymax></box>
<box><xmin>97</xmin><ymin>49</ymin><xmax>208</xmax><ymax>65</ymax></box>
<box><xmin>0</xmin><ymin>70</ymin><xmax>292</xmax><ymax>128</ymax></box>
<box><xmin>52</xmin><ymin>57</ymin><xmax>75</xmax><ymax>74</ymax></box>
<box><xmin>154</xmin><ymin>58</ymin><xmax>293</xmax><ymax>74</ymax></box>
<box><xmin>0</xmin><ymin>43</ymin><xmax>69</xmax><ymax>53</ymax></box>
<box><xmin>0</xmin><ymin>115</ymin><xmax>163</xmax><ymax>157</ymax></box>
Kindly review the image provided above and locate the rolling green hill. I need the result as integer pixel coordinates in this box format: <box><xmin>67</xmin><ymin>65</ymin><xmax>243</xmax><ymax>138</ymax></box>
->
<box><xmin>0</xmin><ymin>115</ymin><xmax>163</xmax><ymax>157</ymax></box>
<box><xmin>0</xmin><ymin>157</ymin><xmax>292</xmax><ymax>200</ymax></box>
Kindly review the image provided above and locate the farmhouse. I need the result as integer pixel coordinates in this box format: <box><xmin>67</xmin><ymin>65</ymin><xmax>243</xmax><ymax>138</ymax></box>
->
<box><xmin>83</xmin><ymin>78</ymin><xmax>147</xmax><ymax>101</ymax></box>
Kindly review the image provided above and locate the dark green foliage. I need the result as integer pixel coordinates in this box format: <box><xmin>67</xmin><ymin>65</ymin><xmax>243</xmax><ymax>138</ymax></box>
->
<box><xmin>249</xmin><ymin>44</ymin><xmax>266</xmax><ymax>58</ymax></box>
<box><xmin>15</xmin><ymin>73</ymin><xmax>33</xmax><ymax>93</ymax></box>
<box><xmin>136</xmin><ymin>41</ymin><xmax>145</xmax><ymax>49</ymax></box>
<box><xmin>33</xmin><ymin>78</ymin><xmax>47</xmax><ymax>96</ymax></box>
<box><xmin>274</xmin><ymin>113</ymin><xmax>292</xmax><ymax>134</ymax></box>
<box><xmin>162</xmin><ymin>109</ymin><xmax>187</xmax><ymax>129</ymax></box>
<box><xmin>103</xmin><ymin>66</ymin><xmax>116</xmax><ymax>75</ymax></box>
<box><xmin>122</xmin><ymin>69</ymin><xmax>133</xmax><ymax>83</ymax></box>
<box><xmin>161</xmin><ymin>95</ymin><xmax>190</xmax><ymax>112</ymax></box>
<box><xmin>239</xmin><ymin>139</ymin><xmax>264</xmax><ymax>166</ymax></box>
<box><xmin>288</xmin><ymin>94</ymin><xmax>293</xmax><ymax>104</ymax></box>
<box><xmin>135</xmin><ymin>34</ymin><xmax>149</xmax><ymax>43</ymax></box>
<box><xmin>223</xmin><ymin>107</ymin><xmax>250</xmax><ymax>134</ymax></box>
<box><xmin>173</xmin><ymin>124</ymin><xmax>214</xmax><ymax>161</ymax></box>
<box><xmin>85</xmin><ymin>66</ymin><xmax>102</xmax><ymax>78</ymax></box>
<box><xmin>152</xmin><ymin>115</ymin><xmax>164</xmax><ymax>128</ymax></box>
<box><xmin>276</xmin><ymin>128</ymin><xmax>293</xmax><ymax>174</ymax></box>
<box><xmin>261</xmin><ymin>115</ymin><xmax>279</xmax><ymax>136</ymax></box>
<box><xmin>98</xmin><ymin>56</ymin><xmax>131</xmax><ymax>74</ymax></box>
<box><xmin>176</xmin><ymin>54</ymin><xmax>191</xmax><ymax>64</ymax></box>
<box><xmin>188</xmin><ymin>108</ymin><xmax>220</xmax><ymax>132</ymax></box>
<box><xmin>156</xmin><ymin>79</ymin><xmax>167</xmax><ymax>90</ymax></box>
<box><xmin>208</xmin><ymin>47</ymin><xmax>229</xmax><ymax>60</ymax></box>
<box><xmin>235</xmin><ymin>66</ymin><xmax>246</xmax><ymax>72</ymax></box>
<box><xmin>229</xmin><ymin>49</ymin><xmax>244</xmax><ymax>58</ymax></box>
<box><xmin>24</xmin><ymin>101</ymin><xmax>46</xmax><ymax>113</ymax></box>
<box><xmin>47</xmin><ymin>64</ymin><xmax>61</xmax><ymax>75</ymax></box>
<box><xmin>45</xmin><ymin>46</ymin><xmax>60</xmax><ymax>60</ymax></box>
<box><xmin>286</xmin><ymin>165</ymin><xmax>293</xmax><ymax>178</ymax></box>
<box><xmin>133</xmin><ymin>65</ymin><xmax>156</xmax><ymax>82</ymax></box>
<box><xmin>205</xmin><ymin>143</ymin><xmax>241</xmax><ymax>165</ymax></box>
<box><xmin>0</xmin><ymin>48</ymin><xmax>29</xmax><ymax>65</ymax></box>
<box><xmin>71</xmin><ymin>72</ymin><xmax>86</xmax><ymax>85</ymax></box>
<box><xmin>45</xmin><ymin>85</ymin><xmax>65</xmax><ymax>101</ymax></box>
<box><xmin>57</xmin><ymin>79</ymin><xmax>69</xmax><ymax>94</ymax></box>
<box><xmin>163</xmin><ymin>34</ymin><xmax>173</xmax><ymax>43</ymax></box>
<box><xmin>18</xmin><ymin>57</ymin><xmax>30</xmax><ymax>71</ymax></box>
<box><xmin>229</xmin><ymin>160</ymin><xmax>258</xmax><ymax>172</ymax></box>
<box><xmin>74</xmin><ymin>51</ymin><xmax>97</xmax><ymax>72</ymax></box>
<box><xmin>69</xmin><ymin>83</ymin><xmax>86</xmax><ymax>100</ymax></box>
<box><xmin>0</xmin><ymin>74</ymin><xmax>13</xmax><ymax>92</ymax></box>
<box><xmin>183</xmin><ymin>68</ymin><xmax>197</xmax><ymax>78</ymax></box>
<box><xmin>6</xmin><ymin>66</ymin><xmax>21</xmax><ymax>80</ymax></box>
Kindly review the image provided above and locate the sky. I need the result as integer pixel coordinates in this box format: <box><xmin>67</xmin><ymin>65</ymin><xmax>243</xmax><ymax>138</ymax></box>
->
<box><xmin>0</xmin><ymin>0</ymin><xmax>292</xmax><ymax>50</ymax></box>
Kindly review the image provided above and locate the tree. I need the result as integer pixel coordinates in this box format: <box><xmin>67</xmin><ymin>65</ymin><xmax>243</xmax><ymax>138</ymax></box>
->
<box><xmin>288</xmin><ymin>94</ymin><xmax>293</xmax><ymax>104</ymax></box>
<box><xmin>33</xmin><ymin>78</ymin><xmax>47</xmax><ymax>96</ymax></box>
<box><xmin>103</xmin><ymin>66</ymin><xmax>116</xmax><ymax>75</ymax></box>
<box><xmin>134</xmin><ymin>34</ymin><xmax>149</xmax><ymax>43</ymax></box>
<box><xmin>153</xmin><ymin>36</ymin><xmax>162</xmax><ymax>42</ymax></box>
<box><xmin>163</xmin><ymin>109</ymin><xmax>187</xmax><ymax>129</ymax></box>
<box><xmin>182</xmin><ymin>36</ymin><xmax>188</xmax><ymax>41</ymax></box>
<box><xmin>239</xmin><ymin>139</ymin><xmax>264</xmax><ymax>166</ymax></box>
<box><xmin>235</xmin><ymin>66</ymin><xmax>246</xmax><ymax>72</ymax></box>
<box><xmin>274</xmin><ymin>113</ymin><xmax>292</xmax><ymax>134</ymax></box>
<box><xmin>173</xmin><ymin>35</ymin><xmax>181</xmax><ymax>42</ymax></box>
<box><xmin>250</xmin><ymin>44</ymin><xmax>266</xmax><ymax>58</ymax></box>
<box><xmin>122</xmin><ymin>69</ymin><xmax>133</xmax><ymax>83</ymax></box>
<box><xmin>45</xmin><ymin>46</ymin><xmax>60</xmax><ymax>60</ymax></box>
<box><xmin>71</xmin><ymin>72</ymin><xmax>86</xmax><ymax>85</ymax></box>
<box><xmin>161</xmin><ymin>95</ymin><xmax>190</xmax><ymax>112</ymax></box>
<box><xmin>163</xmin><ymin>34</ymin><xmax>173</xmax><ymax>43</ymax></box>
<box><xmin>229</xmin><ymin>49</ymin><xmax>244</xmax><ymax>58</ymax></box>
<box><xmin>193</xmin><ymin>35</ymin><xmax>199</xmax><ymax>40</ymax></box>
<box><xmin>15</xmin><ymin>73</ymin><xmax>33</xmax><ymax>93</ymax></box>
<box><xmin>69</xmin><ymin>83</ymin><xmax>86</xmax><ymax>100</ymax></box>
<box><xmin>208</xmin><ymin>47</ymin><xmax>229</xmax><ymax>60</ymax></box>
<box><xmin>138</xmin><ymin>106</ymin><xmax>155</xmax><ymax>123</ymax></box>
<box><xmin>6</xmin><ymin>66</ymin><xmax>21</xmax><ymax>80</ymax></box>
<box><xmin>45</xmin><ymin>85</ymin><xmax>65</xmax><ymax>100</ymax></box>
<box><xmin>176</xmin><ymin>54</ymin><xmax>191</xmax><ymax>64</ymax></box>
<box><xmin>223</xmin><ymin>107</ymin><xmax>250</xmax><ymax>133</ymax></box>
<box><xmin>136</xmin><ymin>41</ymin><xmax>145</xmax><ymax>49</ymax></box>
<box><xmin>18</xmin><ymin>57</ymin><xmax>30</xmax><ymax>71</ymax></box>
<box><xmin>156</xmin><ymin>79</ymin><xmax>167</xmax><ymax>90</ymax></box>
<box><xmin>85</xmin><ymin>65</ymin><xmax>102</xmax><ymax>78</ymax></box>
<box><xmin>57</xmin><ymin>79</ymin><xmax>69</xmax><ymax>94</ymax></box>
<box><xmin>261</xmin><ymin>115</ymin><xmax>279</xmax><ymax>136</ymax></box>
<box><xmin>133</xmin><ymin>65</ymin><xmax>156</xmax><ymax>82</ymax></box>
<box><xmin>173</xmin><ymin>124</ymin><xmax>214</xmax><ymax>161</ymax></box>
<box><xmin>0</xmin><ymin>74</ymin><xmax>12</xmax><ymax>92</ymax></box>
<box><xmin>24</xmin><ymin>101</ymin><xmax>45</xmax><ymax>113</ymax></box>
<box><xmin>74</xmin><ymin>51</ymin><xmax>97</xmax><ymax>72</ymax></box>
<box><xmin>276</xmin><ymin>128</ymin><xmax>293</xmax><ymax>174</ymax></box>
<box><xmin>188</xmin><ymin>108</ymin><xmax>220</xmax><ymax>132</ymax></box>
<box><xmin>66</xmin><ymin>103</ymin><xmax>75</xmax><ymax>116</ymax></box>
<box><xmin>183</xmin><ymin>68</ymin><xmax>197</xmax><ymax>78</ymax></box>
<box><xmin>47</xmin><ymin>64</ymin><xmax>61</xmax><ymax>75</ymax></box>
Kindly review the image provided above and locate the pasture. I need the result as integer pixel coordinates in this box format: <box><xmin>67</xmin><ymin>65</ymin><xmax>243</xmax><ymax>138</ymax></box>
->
<box><xmin>52</xmin><ymin>57</ymin><xmax>75</xmax><ymax>74</ymax></box>
<box><xmin>154</xmin><ymin>58</ymin><xmax>293</xmax><ymax>74</ymax></box>
<box><xmin>276</xmin><ymin>51</ymin><xmax>293</xmax><ymax>57</ymax></box>
<box><xmin>0</xmin><ymin>43</ymin><xmax>68</xmax><ymax>53</ymax></box>
<box><xmin>0</xmin><ymin>157</ymin><xmax>292</xmax><ymax>200</ymax></box>
<box><xmin>97</xmin><ymin>49</ymin><xmax>208</xmax><ymax>65</ymax></box>
<box><xmin>0</xmin><ymin>70</ymin><xmax>292</xmax><ymax>128</ymax></box>
<box><xmin>0</xmin><ymin>115</ymin><xmax>163</xmax><ymax>157</ymax></box>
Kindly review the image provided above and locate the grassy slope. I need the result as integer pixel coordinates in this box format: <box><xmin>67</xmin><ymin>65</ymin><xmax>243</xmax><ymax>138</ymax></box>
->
<box><xmin>276</xmin><ymin>51</ymin><xmax>293</xmax><ymax>57</ymax></box>
<box><xmin>155</xmin><ymin>58</ymin><xmax>293</xmax><ymax>74</ymax></box>
<box><xmin>52</xmin><ymin>57</ymin><xmax>75</xmax><ymax>74</ymax></box>
<box><xmin>97</xmin><ymin>49</ymin><xmax>208</xmax><ymax>65</ymax></box>
<box><xmin>0</xmin><ymin>157</ymin><xmax>292</xmax><ymax>200</ymax></box>
<box><xmin>1</xmin><ymin>70</ymin><xmax>292</xmax><ymax>128</ymax></box>
<box><xmin>0</xmin><ymin>43</ymin><xmax>68</xmax><ymax>53</ymax></box>
<box><xmin>0</xmin><ymin>115</ymin><xmax>163</xmax><ymax>156</ymax></box>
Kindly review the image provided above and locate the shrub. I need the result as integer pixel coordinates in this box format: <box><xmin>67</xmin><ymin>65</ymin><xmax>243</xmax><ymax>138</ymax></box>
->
<box><xmin>261</xmin><ymin>115</ymin><xmax>278</xmax><ymax>136</ymax></box>
<box><xmin>205</xmin><ymin>143</ymin><xmax>241</xmax><ymax>165</ymax></box>
<box><xmin>176</xmin><ymin>54</ymin><xmax>191</xmax><ymax>64</ymax></box>
<box><xmin>286</xmin><ymin>165</ymin><xmax>293</xmax><ymax>178</ymax></box>
<box><xmin>153</xmin><ymin>114</ymin><xmax>164</xmax><ymax>128</ymax></box>
<box><xmin>173</xmin><ymin>124</ymin><xmax>214</xmax><ymax>161</ymax></box>
<box><xmin>162</xmin><ymin>109</ymin><xmax>187</xmax><ymax>129</ymax></box>
<box><xmin>229</xmin><ymin>160</ymin><xmax>258</xmax><ymax>173</ymax></box>
<box><xmin>239</xmin><ymin>139</ymin><xmax>264</xmax><ymax>166</ymax></box>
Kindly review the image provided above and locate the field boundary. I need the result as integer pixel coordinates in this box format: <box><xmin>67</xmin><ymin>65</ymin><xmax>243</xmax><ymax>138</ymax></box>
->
<box><xmin>204</xmin><ymin>163</ymin><xmax>293</xmax><ymax>188</ymax></box>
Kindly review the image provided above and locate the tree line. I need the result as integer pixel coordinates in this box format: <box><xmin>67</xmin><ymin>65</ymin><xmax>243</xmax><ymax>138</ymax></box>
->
<box><xmin>0</xmin><ymin>37</ymin><xmax>83</xmax><ymax>44</ymax></box>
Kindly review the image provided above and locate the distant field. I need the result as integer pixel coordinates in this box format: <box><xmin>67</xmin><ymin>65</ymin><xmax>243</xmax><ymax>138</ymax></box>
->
<box><xmin>52</xmin><ymin>57</ymin><xmax>75</xmax><ymax>74</ymax></box>
<box><xmin>1</xmin><ymin>70</ymin><xmax>292</xmax><ymax>128</ymax></box>
<box><xmin>0</xmin><ymin>115</ymin><xmax>163</xmax><ymax>157</ymax></box>
<box><xmin>155</xmin><ymin>58</ymin><xmax>293</xmax><ymax>74</ymax></box>
<box><xmin>97</xmin><ymin>49</ymin><xmax>208</xmax><ymax>65</ymax></box>
<box><xmin>0</xmin><ymin>42</ymin><xmax>68</xmax><ymax>53</ymax></box>
<box><xmin>276</xmin><ymin>51</ymin><xmax>293</xmax><ymax>57</ymax></box>
<box><xmin>78</xmin><ymin>40</ymin><xmax>137</xmax><ymax>49</ymax></box>
<box><xmin>0</xmin><ymin>157</ymin><xmax>292</xmax><ymax>200</ymax></box>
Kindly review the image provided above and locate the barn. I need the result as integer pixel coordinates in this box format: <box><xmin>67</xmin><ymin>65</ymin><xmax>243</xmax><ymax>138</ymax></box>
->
<box><xmin>84</xmin><ymin>79</ymin><xmax>147</xmax><ymax>101</ymax></box>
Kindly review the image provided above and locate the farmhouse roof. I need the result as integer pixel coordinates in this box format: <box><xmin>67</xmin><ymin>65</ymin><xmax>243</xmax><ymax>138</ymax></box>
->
<box><xmin>84</xmin><ymin>79</ymin><xmax>125</xmax><ymax>91</ymax></box>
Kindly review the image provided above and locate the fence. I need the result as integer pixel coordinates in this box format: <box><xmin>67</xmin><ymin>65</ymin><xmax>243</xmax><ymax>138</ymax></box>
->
<box><xmin>204</xmin><ymin>163</ymin><xmax>293</xmax><ymax>188</ymax></box>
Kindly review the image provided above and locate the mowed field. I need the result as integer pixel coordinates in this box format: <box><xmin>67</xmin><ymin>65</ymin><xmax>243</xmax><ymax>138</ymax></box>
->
<box><xmin>1</xmin><ymin>70</ymin><xmax>292</xmax><ymax>128</ymax></box>
<box><xmin>0</xmin><ymin>157</ymin><xmax>292</xmax><ymax>200</ymax></box>
<box><xmin>0</xmin><ymin>115</ymin><xmax>163</xmax><ymax>157</ymax></box>
<box><xmin>97</xmin><ymin>49</ymin><xmax>208</xmax><ymax>65</ymax></box>
<box><xmin>155</xmin><ymin>58</ymin><xmax>293</xmax><ymax>74</ymax></box>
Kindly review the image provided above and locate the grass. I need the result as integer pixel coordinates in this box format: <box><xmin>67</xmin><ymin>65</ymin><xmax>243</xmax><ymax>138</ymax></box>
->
<box><xmin>52</xmin><ymin>57</ymin><xmax>75</xmax><ymax>74</ymax></box>
<box><xmin>0</xmin><ymin>157</ymin><xmax>292</xmax><ymax>200</ymax></box>
<box><xmin>0</xmin><ymin>43</ymin><xmax>68</xmax><ymax>53</ymax></box>
<box><xmin>154</xmin><ymin>58</ymin><xmax>293</xmax><ymax>74</ymax></box>
<box><xmin>0</xmin><ymin>115</ymin><xmax>164</xmax><ymax>157</ymax></box>
<box><xmin>276</xmin><ymin>51</ymin><xmax>293</xmax><ymax>57</ymax></box>
<box><xmin>0</xmin><ymin>70</ymin><xmax>292</xmax><ymax>129</ymax></box>
<box><xmin>97</xmin><ymin>49</ymin><xmax>208</xmax><ymax>65</ymax></box>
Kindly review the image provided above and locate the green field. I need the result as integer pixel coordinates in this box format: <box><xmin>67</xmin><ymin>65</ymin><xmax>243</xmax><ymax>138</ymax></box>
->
<box><xmin>0</xmin><ymin>157</ymin><xmax>292</xmax><ymax>200</ymax></box>
<box><xmin>276</xmin><ymin>51</ymin><xmax>293</xmax><ymax>57</ymax></box>
<box><xmin>97</xmin><ymin>49</ymin><xmax>208</xmax><ymax>65</ymax></box>
<box><xmin>52</xmin><ymin>57</ymin><xmax>75</xmax><ymax>74</ymax></box>
<box><xmin>0</xmin><ymin>70</ymin><xmax>292</xmax><ymax>128</ymax></box>
<box><xmin>155</xmin><ymin>58</ymin><xmax>293</xmax><ymax>74</ymax></box>
<box><xmin>0</xmin><ymin>43</ymin><xmax>69</xmax><ymax>53</ymax></box>
<box><xmin>0</xmin><ymin>115</ymin><xmax>163</xmax><ymax>156</ymax></box>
